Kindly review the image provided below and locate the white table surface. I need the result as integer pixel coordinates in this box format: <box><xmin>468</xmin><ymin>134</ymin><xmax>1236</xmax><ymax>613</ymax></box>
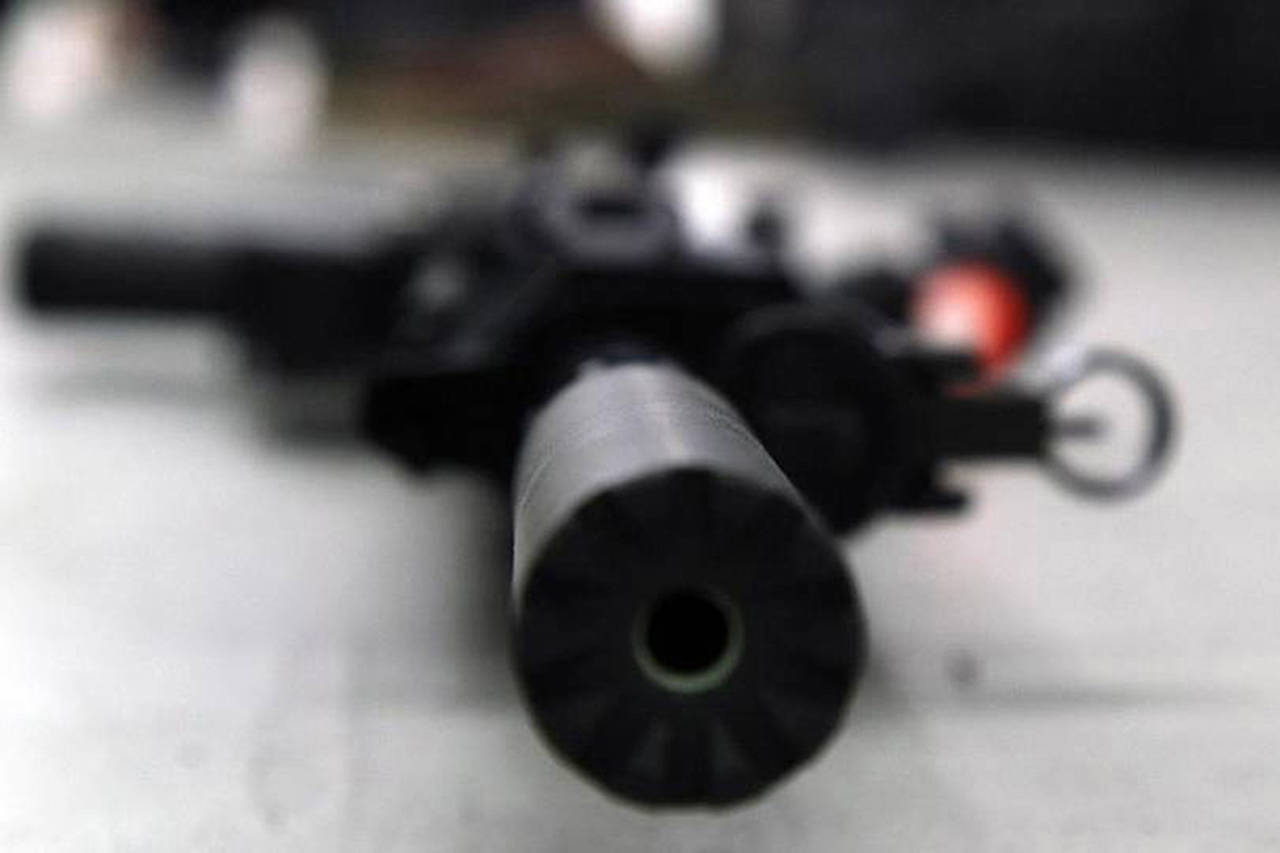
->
<box><xmin>0</xmin><ymin>121</ymin><xmax>1277</xmax><ymax>851</ymax></box>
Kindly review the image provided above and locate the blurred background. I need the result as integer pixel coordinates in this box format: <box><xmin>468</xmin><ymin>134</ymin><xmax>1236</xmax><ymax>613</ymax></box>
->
<box><xmin>0</xmin><ymin>1</ymin><xmax>1277</xmax><ymax>849</ymax></box>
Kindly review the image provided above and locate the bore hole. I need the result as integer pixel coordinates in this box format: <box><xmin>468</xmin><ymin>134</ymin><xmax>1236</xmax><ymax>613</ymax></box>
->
<box><xmin>634</xmin><ymin>587</ymin><xmax>742</xmax><ymax>692</ymax></box>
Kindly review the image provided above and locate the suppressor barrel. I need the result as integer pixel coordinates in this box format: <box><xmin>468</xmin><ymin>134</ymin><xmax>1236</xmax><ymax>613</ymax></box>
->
<box><xmin>512</xmin><ymin>362</ymin><xmax>866</xmax><ymax>806</ymax></box>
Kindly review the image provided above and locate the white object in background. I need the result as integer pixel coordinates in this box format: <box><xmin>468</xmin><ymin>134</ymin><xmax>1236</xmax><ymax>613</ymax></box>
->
<box><xmin>0</xmin><ymin>0</ymin><xmax>125</xmax><ymax>124</ymax></box>
<box><xmin>588</xmin><ymin>0</ymin><xmax>719</xmax><ymax>77</ymax></box>
<box><xmin>220</xmin><ymin>14</ymin><xmax>328</xmax><ymax>157</ymax></box>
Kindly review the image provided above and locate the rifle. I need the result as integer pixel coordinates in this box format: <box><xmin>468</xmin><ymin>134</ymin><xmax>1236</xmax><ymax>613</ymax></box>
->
<box><xmin>17</xmin><ymin>133</ymin><xmax>1174</xmax><ymax>806</ymax></box>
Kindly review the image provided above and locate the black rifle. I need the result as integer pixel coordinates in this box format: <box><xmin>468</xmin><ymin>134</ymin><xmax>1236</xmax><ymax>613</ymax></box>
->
<box><xmin>17</xmin><ymin>135</ymin><xmax>1174</xmax><ymax>806</ymax></box>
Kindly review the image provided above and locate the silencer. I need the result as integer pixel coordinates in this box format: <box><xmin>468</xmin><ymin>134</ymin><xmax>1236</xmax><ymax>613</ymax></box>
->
<box><xmin>512</xmin><ymin>362</ymin><xmax>866</xmax><ymax>806</ymax></box>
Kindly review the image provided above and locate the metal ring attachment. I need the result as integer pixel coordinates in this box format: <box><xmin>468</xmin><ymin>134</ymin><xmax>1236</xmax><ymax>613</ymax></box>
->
<box><xmin>1042</xmin><ymin>347</ymin><xmax>1175</xmax><ymax>500</ymax></box>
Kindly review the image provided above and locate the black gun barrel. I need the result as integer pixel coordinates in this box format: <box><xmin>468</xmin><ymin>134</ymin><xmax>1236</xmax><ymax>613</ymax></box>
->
<box><xmin>512</xmin><ymin>362</ymin><xmax>866</xmax><ymax>806</ymax></box>
<box><xmin>19</xmin><ymin>225</ymin><xmax>233</xmax><ymax>315</ymax></box>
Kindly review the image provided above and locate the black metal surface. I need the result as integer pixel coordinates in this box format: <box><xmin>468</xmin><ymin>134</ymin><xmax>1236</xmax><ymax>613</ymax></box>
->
<box><xmin>512</xmin><ymin>363</ymin><xmax>864</xmax><ymax>806</ymax></box>
<box><xmin>20</xmin><ymin>226</ymin><xmax>230</xmax><ymax>316</ymax></box>
<box><xmin>18</xmin><ymin>223</ymin><xmax>416</xmax><ymax>374</ymax></box>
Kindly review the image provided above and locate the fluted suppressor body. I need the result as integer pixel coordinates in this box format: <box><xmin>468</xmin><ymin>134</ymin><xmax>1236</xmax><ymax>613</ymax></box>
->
<box><xmin>512</xmin><ymin>363</ymin><xmax>866</xmax><ymax>806</ymax></box>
